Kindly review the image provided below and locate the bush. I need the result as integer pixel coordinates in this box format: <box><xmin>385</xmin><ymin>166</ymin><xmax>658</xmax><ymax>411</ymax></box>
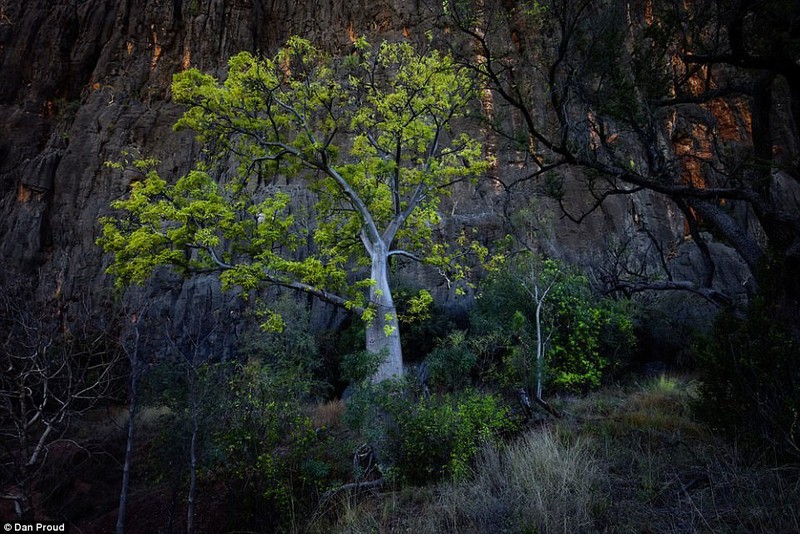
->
<box><xmin>344</xmin><ymin>383</ymin><xmax>516</xmax><ymax>484</ymax></box>
<box><xmin>206</xmin><ymin>358</ymin><xmax>334</xmax><ymax>531</ymax></box>
<box><xmin>241</xmin><ymin>294</ymin><xmax>324</xmax><ymax>384</ymax></box>
<box><xmin>695</xmin><ymin>301</ymin><xmax>800</xmax><ymax>460</ymax></box>
<box><xmin>546</xmin><ymin>291</ymin><xmax>635</xmax><ymax>392</ymax></box>
<box><xmin>394</xmin><ymin>287</ymin><xmax>460</xmax><ymax>360</ymax></box>
<box><xmin>340</xmin><ymin>348</ymin><xmax>387</xmax><ymax>384</ymax></box>
<box><xmin>190</xmin><ymin>299</ymin><xmax>349</xmax><ymax>532</ymax></box>
<box><xmin>471</xmin><ymin>255</ymin><xmax>635</xmax><ymax>394</ymax></box>
<box><xmin>135</xmin><ymin>295</ymin><xmax>342</xmax><ymax>532</ymax></box>
<box><xmin>425</xmin><ymin>331</ymin><xmax>476</xmax><ymax>391</ymax></box>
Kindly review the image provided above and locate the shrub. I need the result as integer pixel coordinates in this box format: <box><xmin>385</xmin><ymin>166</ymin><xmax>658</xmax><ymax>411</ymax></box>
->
<box><xmin>340</xmin><ymin>348</ymin><xmax>387</xmax><ymax>384</ymax></box>
<box><xmin>206</xmin><ymin>359</ymin><xmax>322</xmax><ymax>528</ymax></box>
<box><xmin>394</xmin><ymin>286</ymin><xmax>460</xmax><ymax>360</ymax></box>
<box><xmin>344</xmin><ymin>383</ymin><xmax>516</xmax><ymax>484</ymax></box>
<box><xmin>241</xmin><ymin>294</ymin><xmax>324</xmax><ymax>385</ymax></box>
<box><xmin>425</xmin><ymin>331</ymin><xmax>477</xmax><ymax>391</ymax></box>
<box><xmin>695</xmin><ymin>300</ymin><xmax>800</xmax><ymax>460</ymax></box>
<box><xmin>471</xmin><ymin>255</ymin><xmax>635</xmax><ymax>394</ymax></box>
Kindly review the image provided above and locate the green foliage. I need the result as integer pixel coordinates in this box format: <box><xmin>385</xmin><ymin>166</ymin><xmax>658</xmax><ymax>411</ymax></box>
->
<box><xmin>425</xmin><ymin>331</ymin><xmax>476</xmax><ymax>391</ymax></box>
<box><xmin>399</xmin><ymin>288</ymin><xmax>434</xmax><ymax>323</ymax></box>
<box><xmin>695</xmin><ymin>301</ymin><xmax>800</xmax><ymax>460</ymax></box>
<box><xmin>340</xmin><ymin>348</ymin><xmax>388</xmax><ymax>384</ymax></box>
<box><xmin>140</xmin><ymin>363</ymin><xmax>215</xmax><ymax>489</ymax></box>
<box><xmin>390</xmin><ymin>284</ymin><xmax>460</xmax><ymax>359</ymax></box>
<box><xmin>138</xmin><ymin>354</ymin><xmax>328</xmax><ymax>530</ymax></box>
<box><xmin>98</xmin><ymin>36</ymin><xmax>488</xmax><ymax>319</ymax></box>
<box><xmin>389</xmin><ymin>391</ymin><xmax>512</xmax><ymax>483</ymax></box>
<box><xmin>471</xmin><ymin>255</ymin><xmax>635</xmax><ymax>393</ymax></box>
<box><xmin>137</xmin><ymin>297</ymin><xmax>348</xmax><ymax>531</ymax></box>
<box><xmin>545</xmin><ymin>271</ymin><xmax>634</xmax><ymax>391</ymax></box>
<box><xmin>206</xmin><ymin>299</ymin><xmax>337</xmax><ymax>528</ymax></box>
<box><xmin>206</xmin><ymin>358</ymin><xmax>325</xmax><ymax>529</ymax></box>
<box><xmin>344</xmin><ymin>382</ymin><xmax>515</xmax><ymax>484</ymax></box>
<box><xmin>241</xmin><ymin>294</ymin><xmax>321</xmax><ymax>375</ymax></box>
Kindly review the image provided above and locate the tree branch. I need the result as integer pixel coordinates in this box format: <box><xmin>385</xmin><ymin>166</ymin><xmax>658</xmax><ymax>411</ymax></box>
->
<box><xmin>607</xmin><ymin>279</ymin><xmax>732</xmax><ymax>307</ymax></box>
<box><xmin>387</xmin><ymin>250</ymin><xmax>423</xmax><ymax>262</ymax></box>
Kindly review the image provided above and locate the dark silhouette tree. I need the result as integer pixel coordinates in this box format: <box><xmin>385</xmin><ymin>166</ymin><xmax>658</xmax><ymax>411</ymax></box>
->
<box><xmin>443</xmin><ymin>0</ymin><xmax>800</xmax><ymax>331</ymax></box>
<box><xmin>0</xmin><ymin>279</ymin><xmax>121</xmax><ymax>519</ymax></box>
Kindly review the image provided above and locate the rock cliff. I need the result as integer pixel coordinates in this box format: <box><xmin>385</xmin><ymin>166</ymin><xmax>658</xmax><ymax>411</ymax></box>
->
<box><xmin>0</xmin><ymin>0</ymin><xmax>753</xmax><ymax>356</ymax></box>
<box><xmin>0</xmin><ymin>0</ymin><xmax>432</xmax><ymax>350</ymax></box>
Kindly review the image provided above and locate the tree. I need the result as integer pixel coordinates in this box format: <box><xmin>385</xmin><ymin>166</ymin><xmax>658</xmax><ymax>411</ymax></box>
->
<box><xmin>160</xmin><ymin>316</ymin><xmax>221</xmax><ymax>534</ymax></box>
<box><xmin>0</xmin><ymin>282</ymin><xmax>120</xmax><ymax>519</ymax></box>
<box><xmin>471</xmin><ymin>255</ymin><xmax>634</xmax><ymax>396</ymax></box>
<box><xmin>521</xmin><ymin>260</ymin><xmax>559</xmax><ymax>402</ymax></box>
<box><xmin>443</xmin><ymin>0</ymin><xmax>800</xmax><ymax>327</ymax></box>
<box><xmin>115</xmin><ymin>304</ymin><xmax>145</xmax><ymax>534</ymax></box>
<box><xmin>99</xmin><ymin>37</ymin><xmax>488</xmax><ymax>382</ymax></box>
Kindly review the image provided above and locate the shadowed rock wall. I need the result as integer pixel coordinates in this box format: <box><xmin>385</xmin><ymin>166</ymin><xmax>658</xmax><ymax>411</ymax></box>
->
<box><xmin>0</xmin><ymin>0</ymin><xmax>749</xmax><ymax>359</ymax></box>
<box><xmin>0</xmin><ymin>0</ymin><xmax>434</xmax><ymax>354</ymax></box>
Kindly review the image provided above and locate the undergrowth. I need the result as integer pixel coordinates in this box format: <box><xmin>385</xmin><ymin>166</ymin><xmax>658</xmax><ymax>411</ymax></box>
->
<box><xmin>311</xmin><ymin>374</ymin><xmax>800</xmax><ymax>533</ymax></box>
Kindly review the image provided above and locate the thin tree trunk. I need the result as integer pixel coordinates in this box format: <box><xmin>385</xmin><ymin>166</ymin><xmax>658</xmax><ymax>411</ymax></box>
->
<box><xmin>187</xmin><ymin>369</ymin><xmax>198</xmax><ymax>534</ymax></box>
<box><xmin>527</xmin><ymin>266</ymin><xmax>557</xmax><ymax>403</ymax></box>
<box><xmin>116</xmin><ymin>326</ymin><xmax>140</xmax><ymax>534</ymax></box>
<box><xmin>534</xmin><ymin>283</ymin><xmax>545</xmax><ymax>401</ymax></box>
<box><xmin>116</xmin><ymin>371</ymin><xmax>137</xmax><ymax>534</ymax></box>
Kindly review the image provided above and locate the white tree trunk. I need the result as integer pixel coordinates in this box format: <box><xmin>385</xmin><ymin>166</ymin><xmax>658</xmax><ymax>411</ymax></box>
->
<box><xmin>534</xmin><ymin>284</ymin><xmax>545</xmax><ymax>401</ymax></box>
<box><xmin>366</xmin><ymin>242</ymin><xmax>403</xmax><ymax>382</ymax></box>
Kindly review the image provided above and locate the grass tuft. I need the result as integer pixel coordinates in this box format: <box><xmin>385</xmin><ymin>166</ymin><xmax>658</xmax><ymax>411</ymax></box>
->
<box><xmin>418</xmin><ymin>427</ymin><xmax>600</xmax><ymax>533</ymax></box>
<box><xmin>311</xmin><ymin>398</ymin><xmax>345</xmax><ymax>430</ymax></box>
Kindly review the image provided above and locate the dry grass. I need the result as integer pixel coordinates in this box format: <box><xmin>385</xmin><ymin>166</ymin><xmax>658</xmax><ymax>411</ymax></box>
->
<box><xmin>575</xmin><ymin>374</ymin><xmax>800</xmax><ymax>533</ymax></box>
<box><xmin>314</xmin><ymin>374</ymin><xmax>800</xmax><ymax>533</ymax></box>
<box><xmin>311</xmin><ymin>398</ymin><xmax>345</xmax><ymax>430</ymax></box>
<box><xmin>307</xmin><ymin>486</ymin><xmax>412</xmax><ymax>533</ymax></box>
<box><xmin>311</xmin><ymin>428</ymin><xmax>601</xmax><ymax>534</ymax></box>
<box><xmin>431</xmin><ymin>427</ymin><xmax>601</xmax><ymax>533</ymax></box>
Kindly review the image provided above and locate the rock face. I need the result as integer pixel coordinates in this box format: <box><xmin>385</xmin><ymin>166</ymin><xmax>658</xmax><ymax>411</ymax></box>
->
<box><xmin>0</xmin><ymin>0</ymin><xmax>430</xmax><ymax>350</ymax></box>
<box><xmin>0</xmin><ymin>0</ymin><xmax>750</xmax><ymax>355</ymax></box>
